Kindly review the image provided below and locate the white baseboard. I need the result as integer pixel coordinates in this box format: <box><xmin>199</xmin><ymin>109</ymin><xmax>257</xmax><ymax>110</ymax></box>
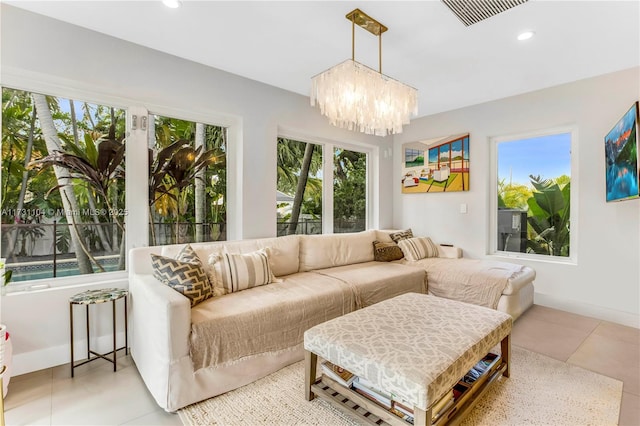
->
<box><xmin>534</xmin><ymin>292</ymin><xmax>640</xmax><ymax>329</ymax></box>
<box><xmin>11</xmin><ymin>331</ymin><xmax>128</xmax><ymax>376</ymax></box>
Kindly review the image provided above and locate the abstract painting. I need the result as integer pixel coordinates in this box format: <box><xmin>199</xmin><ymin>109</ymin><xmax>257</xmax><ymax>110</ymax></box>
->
<box><xmin>402</xmin><ymin>134</ymin><xmax>470</xmax><ymax>193</ymax></box>
<box><xmin>605</xmin><ymin>102</ymin><xmax>639</xmax><ymax>202</ymax></box>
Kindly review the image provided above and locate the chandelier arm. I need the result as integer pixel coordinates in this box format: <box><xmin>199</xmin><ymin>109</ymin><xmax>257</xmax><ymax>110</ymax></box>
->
<box><xmin>379</xmin><ymin>33</ymin><xmax>382</xmax><ymax>74</ymax></box>
<box><xmin>351</xmin><ymin>17</ymin><xmax>355</xmax><ymax>61</ymax></box>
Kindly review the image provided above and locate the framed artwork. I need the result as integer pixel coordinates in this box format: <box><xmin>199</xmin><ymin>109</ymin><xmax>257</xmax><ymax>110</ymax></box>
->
<box><xmin>402</xmin><ymin>134</ymin><xmax>470</xmax><ymax>193</ymax></box>
<box><xmin>605</xmin><ymin>102</ymin><xmax>639</xmax><ymax>202</ymax></box>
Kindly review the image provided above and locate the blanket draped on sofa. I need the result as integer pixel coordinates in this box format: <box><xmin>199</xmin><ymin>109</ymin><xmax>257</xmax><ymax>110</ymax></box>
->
<box><xmin>404</xmin><ymin>258</ymin><xmax>525</xmax><ymax>309</ymax></box>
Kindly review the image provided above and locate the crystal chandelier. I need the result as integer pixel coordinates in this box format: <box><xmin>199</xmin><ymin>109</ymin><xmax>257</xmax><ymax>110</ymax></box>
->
<box><xmin>310</xmin><ymin>9</ymin><xmax>418</xmax><ymax>137</ymax></box>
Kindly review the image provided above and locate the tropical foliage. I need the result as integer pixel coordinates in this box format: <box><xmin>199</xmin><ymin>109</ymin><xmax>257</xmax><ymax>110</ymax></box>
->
<box><xmin>498</xmin><ymin>174</ymin><xmax>570</xmax><ymax>257</ymax></box>
<box><xmin>149</xmin><ymin>140</ymin><xmax>220</xmax><ymax>244</ymax></box>
<box><xmin>2</xmin><ymin>88</ymin><xmax>126</xmax><ymax>279</ymax></box>
<box><xmin>149</xmin><ymin>115</ymin><xmax>226</xmax><ymax>244</ymax></box>
<box><xmin>276</xmin><ymin>138</ymin><xmax>322</xmax><ymax>234</ymax></box>
<box><xmin>526</xmin><ymin>175</ymin><xmax>570</xmax><ymax>257</ymax></box>
<box><xmin>276</xmin><ymin>138</ymin><xmax>367</xmax><ymax>235</ymax></box>
<box><xmin>334</xmin><ymin>148</ymin><xmax>366</xmax><ymax>231</ymax></box>
<box><xmin>1</xmin><ymin>87</ymin><xmax>227</xmax><ymax>283</ymax></box>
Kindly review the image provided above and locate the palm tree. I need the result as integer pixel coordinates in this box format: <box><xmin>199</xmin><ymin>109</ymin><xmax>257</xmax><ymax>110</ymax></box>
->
<box><xmin>287</xmin><ymin>142</ymin><xmax>315</xmax><ymax>235</ymax></box>
<box><xmin>30</xmin><ymin>124</ymin><xmax>126</xmax><ymax>271</ymax></box>
<box><xmin>32</xmin><ymin>93</ymin><xmax>93</xmax><ymax>274</ymax></box>
<box><xmin>148</xmin><ymin>140</ymin><xmax>219</xmax><ymax>244</ymax></box>
<box><xmin>277</xmin><ymin>138</ymin><xmax>323</xmax><ymax>235</ymax></box>
<box><xmin>2</xmin><ymin>92</ymin><xmax>37</xmax><ymax>258</ymax></box>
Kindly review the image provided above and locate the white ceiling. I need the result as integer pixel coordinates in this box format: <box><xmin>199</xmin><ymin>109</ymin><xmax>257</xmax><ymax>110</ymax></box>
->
<box><xmin>6</xmin><ymin>0</ymin><xmax>640</xmax><ymax>117</ymax></box>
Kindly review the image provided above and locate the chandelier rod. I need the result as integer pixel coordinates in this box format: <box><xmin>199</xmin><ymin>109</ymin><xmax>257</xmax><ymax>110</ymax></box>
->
<box><xmin>379</xmin><ymin>32</ymin><xmax>382</xmax><ymax>74</ymax></box>
<box><xmin>351</xmin><ymin>16</ymin><xmax>355</xmax><ymax>62</ymax></box>
<box><xmin>347</xmin><ymin>8</ymin><xmax>386</xmax><ymax>74</ymax></box>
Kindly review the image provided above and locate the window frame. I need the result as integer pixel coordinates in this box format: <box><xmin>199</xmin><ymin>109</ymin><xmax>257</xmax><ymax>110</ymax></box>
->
<box><xmin>488</xmin><ymin>125</ymin><xmax>579</xmax><ymax>264</ymax></box>
<box><xmin>145</xmin><ymin>109</ymin><xmax>231</xmax><ymax>246</ymax></box>
<box><xmin>0</xmin><ymin>71</ymin><xmax>241</xmax><ymax>291</ymax></box>
<box><xmin>277</xmin><ymin>129</ymin><xmax>375</xmax><ymax>234</ymax></box>
<box><xmin>1</xmin><ymin>84</ymin><xmax>131</xmax><ymax>292</ymax></box>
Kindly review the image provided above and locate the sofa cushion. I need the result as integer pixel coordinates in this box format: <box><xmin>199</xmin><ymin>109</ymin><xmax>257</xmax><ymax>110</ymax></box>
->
<box><xmin>374</xmin><ymin>230</ymin><xmax>396</xmax><ymax>243</ymax></box>
<box><xmin>299</xmin><ymin>230</ymin><xmax>377</xmax><ymax>272</ymax></box>
<box><xmin>389</xmin><ymin>228</ymin><xmax>413</xmax><ymax>243</ymax></box>
<box><xmin>398</xmin><ymin>236</ymin><xmax>439</xmax><ymax>261</ymax></box>
<box><xmin>372</xmin><ymin>240</ymin><xmax>404</xmax><ymax>262</ymax></box>
<box><xmin>150</xmin><ymin>245</ymin><xmax>213</xmax><ymax>307</ymax></box>
<box><xmin>255</xmin><ymin>235</ymin><xmax>300</xmax><ymax>276</ymax></box>
<box><xmin>208</xmin><ymin>249</ymin><xmax>278</xmax><ymax>295</ymax></box>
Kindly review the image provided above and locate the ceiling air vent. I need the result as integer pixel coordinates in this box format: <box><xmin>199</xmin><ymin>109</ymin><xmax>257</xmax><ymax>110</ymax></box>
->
<box><xmin>441</xmin><ymin>0</ymin><xmax>529</xmax><ymax>27</ymax></box>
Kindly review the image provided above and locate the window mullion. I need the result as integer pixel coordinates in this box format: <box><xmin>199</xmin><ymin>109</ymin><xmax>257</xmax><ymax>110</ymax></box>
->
<box><xmin>323</xmin><ymin>143</ymin><xmax>334</xmax><ymax>234</ymax></box>
<box><xmin>125</xmin><ymin>106</ymin><xmax>150</xmax><ymax>255</ymax></box>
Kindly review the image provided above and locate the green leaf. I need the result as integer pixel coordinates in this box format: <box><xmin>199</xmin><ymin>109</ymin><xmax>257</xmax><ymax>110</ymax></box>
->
<box><xmin>84</xmin><ymin>134</ymin><xmax>98</xmax><ymax>167</ymax></box>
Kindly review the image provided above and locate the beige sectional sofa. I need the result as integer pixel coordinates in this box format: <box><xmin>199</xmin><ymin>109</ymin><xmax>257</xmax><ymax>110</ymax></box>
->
<box><xmin>128</xmin><ymin>229</ymin><xmax>534</xmax><ymax>411</ymax></box>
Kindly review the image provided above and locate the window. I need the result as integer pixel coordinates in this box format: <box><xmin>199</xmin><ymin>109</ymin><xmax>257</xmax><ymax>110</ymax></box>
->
<box><xmin>276</xmin><ymin>138</ymin><xmax>323</xmax><ymax>236</ymax></box>
<box><xmin>493</xmin><ymin>130</ymin><xmax>573</xmax><ymax>259</ymax></box>
<box><xmin>149</xmin><ymin>113</ymin><xmax>227</xmax><ymax>245</ymax></box>
<box><xmin>1</xmin><ymin>84</ymin><xmax>234</xmax><ymax>290</ymax></box>
<box><xmin>334</xmin><ymin>148</ymin><xmax>367</xmax><ymax>233</ymax></box>
<box><xmin>1</xmin><ymin>87</ymin><xmax>126</xmax><ymax>283</ymax></box>
<box><xmin>276</xmin><ymin>136</ymin><xmax>371</xmax><ymax>236</ymax></box>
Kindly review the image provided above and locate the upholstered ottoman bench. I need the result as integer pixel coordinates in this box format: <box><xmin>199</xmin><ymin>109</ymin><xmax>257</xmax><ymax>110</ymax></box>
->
<box><xmin>303</xmin><ymin>293</ymin><xmax>513</xmax><ymax>425</ymax></box>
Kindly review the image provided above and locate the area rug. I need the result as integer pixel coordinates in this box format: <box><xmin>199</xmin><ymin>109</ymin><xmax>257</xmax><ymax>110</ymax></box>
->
<box><xmin>178</xmin><ymin>347</ymin><xmax>623</xmax><ymax>426</ymax></box>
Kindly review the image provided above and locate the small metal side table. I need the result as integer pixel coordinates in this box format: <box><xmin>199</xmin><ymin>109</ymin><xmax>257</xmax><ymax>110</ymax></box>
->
<box><xmin>69</xmin><ymin>288</ymin><xmax>128</xmax><ymax>377</ymax></box>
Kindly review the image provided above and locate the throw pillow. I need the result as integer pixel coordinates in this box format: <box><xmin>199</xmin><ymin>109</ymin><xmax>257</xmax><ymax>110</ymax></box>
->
<box><xmin>372</xmin><ymin>240</ymin><xmax>404</xmax><ymax>262</ymax></box>
<box><xmin>389</xmin><ymin>228</ymin><xmax>413</xmax><ymax>243</ymax></box>
<box><xmin>397</xmin><ymin>237</ymin><xmax>440</xmax><ymax>261</ymax></box>
<box><xmin>208</xmin><ymin>249</ymin><xmax>279</xmax><ymax>294</ymax></box>
<box><xmin>151</xmin><ymin>244</ymin><xmax>213</xmax><ymax>307</ymax></box>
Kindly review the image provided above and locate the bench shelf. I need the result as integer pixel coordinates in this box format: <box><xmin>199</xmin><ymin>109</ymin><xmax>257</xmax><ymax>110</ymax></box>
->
<box><xmin>310</xmin><ymin>353</ymin><xmax>507</xmax><ymax>426</ymax></box>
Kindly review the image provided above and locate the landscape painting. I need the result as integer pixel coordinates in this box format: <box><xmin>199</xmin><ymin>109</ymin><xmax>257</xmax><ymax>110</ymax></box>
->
<box><xmin>402</xmin><ymin>134</ymin><xmax>470</xmax><ymax>193</ymax></box>
<box><xmin>605</xmin><ymin>102</ymin><xmax>639</xmax><ymax>202</ymax></box>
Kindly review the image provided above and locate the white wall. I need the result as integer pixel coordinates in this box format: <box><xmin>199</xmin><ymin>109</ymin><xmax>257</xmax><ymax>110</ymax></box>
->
<box><xmin>393</xmin><ymin>67</ymin><xmax>640</xmax><ymax>328</ymax></box>
<box><xmin>0</xmin><ymin>5</ymin><xmax>395</xmax><ymax>375</ymax></box>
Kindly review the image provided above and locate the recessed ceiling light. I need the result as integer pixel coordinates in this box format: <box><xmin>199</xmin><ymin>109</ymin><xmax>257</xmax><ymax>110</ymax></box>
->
<box><xmin>517</xmin><ymin>31</ymin><xmax>535</xmax><ymax>41</ymax></box>
<box><xmin>162</xmin><ymin>0</ymin><xmax>182</xmax><ymax>8</ymax></box>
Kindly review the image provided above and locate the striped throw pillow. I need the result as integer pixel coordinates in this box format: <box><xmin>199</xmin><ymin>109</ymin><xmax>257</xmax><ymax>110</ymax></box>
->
<box><xmin>208</xmin><ymin>249</ymin><xmax>278</xmax><ymax>294</ymax></box>
<box><xmin>151</xmin><ymin>244</ymin><xmax>213</xmax><ymax>307</ymax></box>
<box><xmin>397</xmin><ymin>237</ymin><xmax>440</xmax><ymax>261</ymax></box>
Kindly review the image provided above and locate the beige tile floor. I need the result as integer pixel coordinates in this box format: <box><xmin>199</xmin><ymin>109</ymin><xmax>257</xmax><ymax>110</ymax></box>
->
<box><xmin>3</xmin><ymin>304</ymin><xmax>639</xmax><ymax>425</ymax></box>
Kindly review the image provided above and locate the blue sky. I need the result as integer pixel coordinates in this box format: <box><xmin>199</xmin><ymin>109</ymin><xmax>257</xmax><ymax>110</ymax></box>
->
<box><xmin>498</xmin><ymin>133</ymin><xmax>571</xmax><ymax>186</ymax></box>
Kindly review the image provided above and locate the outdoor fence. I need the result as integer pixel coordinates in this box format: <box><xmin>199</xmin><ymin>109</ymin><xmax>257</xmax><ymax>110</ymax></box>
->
<box><xmin>277</xmin><ymin>218</ymin><xmax>365</xmax><ymax>236</ymax></box>
<box><xmin>1</xmin><ymin>221</ymin><xmax>226</xmax><ymax>283</ymax></box>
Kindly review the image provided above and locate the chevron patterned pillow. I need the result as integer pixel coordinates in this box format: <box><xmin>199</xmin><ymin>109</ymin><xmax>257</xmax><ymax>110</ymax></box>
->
<box><xmin>151</xmin><ymin>245</ymin><xmax>213</xmax><ymax>307</ymax></box>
